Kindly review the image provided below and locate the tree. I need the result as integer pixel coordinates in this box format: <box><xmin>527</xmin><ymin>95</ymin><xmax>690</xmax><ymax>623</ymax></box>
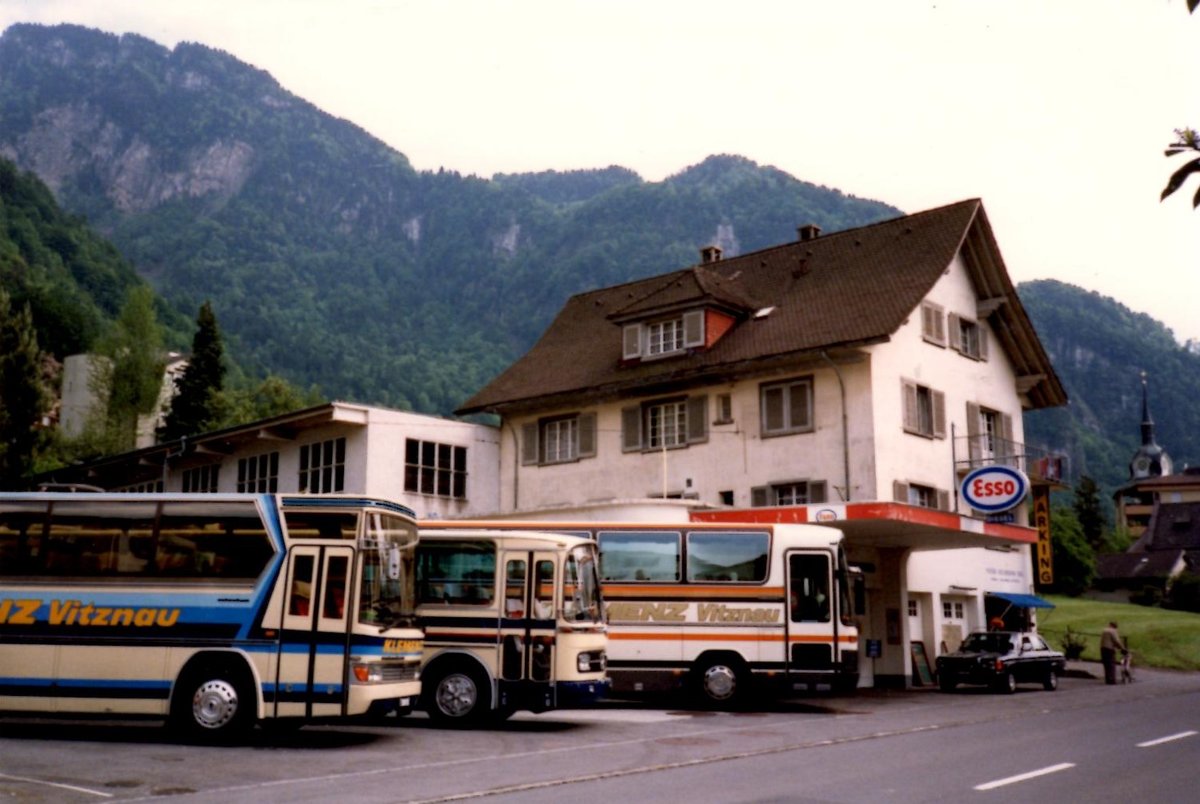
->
<box><xmin>1071</xmin><ymin>475</ymin><xmax>1108</xmax><ymax>552</ymax></box>
<box><xmin>94</xmin><ymin>286</ymin><xmax>166</xmax><ymax>452</ymax></box>
<box><xmin>211</xmin><ymin>375</ymin><xmax>324</xmax><ymax>430</ymax></box>
<box><xmin>1162</xmin><ymin>127</ymin><xmax>1200</xmax><ymax>209</ymax></box>
<box><xmin>0</xmin><ymin>288</ymin><xmax>51</xmax><ymax>487</ymax></box>
<box><xmin>1161</xmin><ymin>3</ymin><xmax>1199</xmax><ymax>208</ymax></box>
<box><xmin>1048</xmin><ymin>505</ymin><xmax>1096</xmax><ymax>597</ymax></box>
<box><xmin>160</xmin><ymin>301</ymin><xmax>226</xmax><ymax>442</ymax></box>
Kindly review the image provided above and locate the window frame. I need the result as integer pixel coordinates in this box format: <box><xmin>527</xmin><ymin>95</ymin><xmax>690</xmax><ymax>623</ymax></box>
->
<box><xmin>181</xmin><ymin>464</ymin><xmax>220</xmax><ymax>494</ymax></box>
<box><xmin>751</xmin><ymin>480</ymin><xmax>827</xmax><ymax>507</ymax></box>
<box><xmin>760</xmin><ymin>376</ymin><xmax>814</xmax><ymax>437</ymax></box>
<box><xmin>622</xmin><ymin>395</ymin><xmax>708</xmax><ymax>452</ymax></box>
<box><xmin>299</xmin><ymin>437</ymin><xmax>346</xmax><ymax>494</ymax></box>
<box><xmin>237</xmin><ymin>451</ymin><xmax>279</xmax><ymax>493</ymax></box>
<box><xmin>404</xmin><ymin>438</ymin><xmax>468</xmax><ymax>499</ymax></box>
<box><xmin>901</xmin><ymin>379</ymin><xmax>946</xmax><ymax>439</ymax></box>
<box><xmin>522</xmin><ymin>412</ymin><xmax>597</xmax><ymax>466</ymax></box>
<box><xmin>949</xmin><ymin>313</ymin><xmax>988</xmax><ymax>361</ymax></box>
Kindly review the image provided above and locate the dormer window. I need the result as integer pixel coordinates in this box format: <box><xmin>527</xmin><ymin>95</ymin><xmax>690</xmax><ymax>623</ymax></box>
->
<box><xmin>622</xmin><ymin>310</ymin><xmax>705</xmax><ymax>360</ymax></box>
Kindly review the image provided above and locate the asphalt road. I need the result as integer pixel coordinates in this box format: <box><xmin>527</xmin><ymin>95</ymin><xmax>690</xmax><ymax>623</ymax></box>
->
<box><xmin>1</xmin><ymin>662</ymin><xmax>1196</xmax><ymax>803</ymax></box>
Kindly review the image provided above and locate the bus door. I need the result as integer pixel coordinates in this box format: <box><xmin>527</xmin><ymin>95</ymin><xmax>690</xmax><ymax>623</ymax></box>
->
<box><xmin>786</xmin><ymin>551</ymin><xmax>835</xmax><ymax>676</ymax></box>
<box><xmin>499</xmin><ymin>550</ymin><xmax>557</xmax><ymax>708</ymax></box>
<box><xmin>278</xmin><ymin>545</ymin><xmax>353</xmax><ymax>718</ymax></box>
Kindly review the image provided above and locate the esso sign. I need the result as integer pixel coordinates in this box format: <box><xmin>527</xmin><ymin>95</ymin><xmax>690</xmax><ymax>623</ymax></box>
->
<box><xmin>961</xmin><ymin>466</ymin><xmax>1029</xmax><ymax>513</ymax></box>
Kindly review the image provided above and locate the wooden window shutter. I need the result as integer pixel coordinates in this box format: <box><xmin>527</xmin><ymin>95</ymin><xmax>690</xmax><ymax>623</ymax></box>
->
<box><xmin>808</xmin><ymin>480</ymin><xmax>827</xmax><ymax>504</ymax></box>
<box><xmin>623</xmin><ymin>324</ymin><xmax>642</xmax><ymax>359</ymax></box>
<box><xmin>932</xmin><ymin>390</ymin><xmax>946</xmax><ymax>439</ymax></box>
<box><xmin>764</xmin><ymin>385</ymin><xmax>785</xmax><ymax>433</ymax></box>
<box><xmin>999</xmin><ymin>412</ymin><xmax>1013</xmax><ymax>460</ymax></box>
<box><xmin>621</xmin><ymin>406</ymin><xmax>642</xmax><ymax>452</ymax></box>
<box><xmin>948</xmin><ymin>313</ymin><xmax>962</xmax><ymax>352</ymax></box>
<box><xmin>686</xmin><ymin>395</ymin><xmax>708</xmax><ymax>443</ymax></box>
<box><xmin>893</xmin><ymin>481</ymin><xmax>909</xmax><ymax>503</ymax></box>
<box><xmin>936</xmin><ymin>489</ymin><xmax>951</xmax><ymax>511</ymax></box>
<box><xmin>521</xmin><ymin>422</ymin><xmax>539</xmax><ymax>465</ymax></box>
<box><xmin>966</xmin><ymin>402</ymin><xmax>982</xmax><ymax>462</ymax></box>
<box><xmin>902</xmin><ymin>380</ymin><xmax>919</xmax><ymax>433</ymax></box>
<box><xmin>978</xmin><ymin>328</ymin><xmax>989</xmax><ymax>361</ymax></box>
<box><xmin>577</xmin><ymin>412</ymin><xmax>597</xmax><ymax>458</ymax></box>
<box><xmin>683</xmin><ymin>310</ymin><xmax>704</xmax><ymax>347</ymax></box>
<box><xmin>751</xmin><ymin>486</ymin><xmax>769</xmax><ymax>507</ymax></box>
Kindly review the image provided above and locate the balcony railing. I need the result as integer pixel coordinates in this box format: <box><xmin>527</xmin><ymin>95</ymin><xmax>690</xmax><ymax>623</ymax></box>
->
<box><xmin>953</xmin><ymin>435</ymin><xmax>1068</xmax><ymax>485</ymax></box>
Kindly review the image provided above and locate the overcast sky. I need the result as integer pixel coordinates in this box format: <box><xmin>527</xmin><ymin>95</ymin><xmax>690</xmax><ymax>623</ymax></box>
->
<box><xmin>3</xmin><ymin>0</ymin><xmax>1198</xmax><ymax>344</ymax></box>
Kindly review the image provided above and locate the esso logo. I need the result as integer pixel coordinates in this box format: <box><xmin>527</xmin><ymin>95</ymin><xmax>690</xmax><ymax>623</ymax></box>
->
<box><xmin>960</xmin><ymin>466</ymin><xmax>1029</xmax><ymax>512</ymax></box>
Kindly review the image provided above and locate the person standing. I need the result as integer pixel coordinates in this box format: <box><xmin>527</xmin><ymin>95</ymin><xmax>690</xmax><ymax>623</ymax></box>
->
<box><xmin>1100</xmin><ymin>621</ymin><xmax>1126</xmax><ymax>685</ymax></box>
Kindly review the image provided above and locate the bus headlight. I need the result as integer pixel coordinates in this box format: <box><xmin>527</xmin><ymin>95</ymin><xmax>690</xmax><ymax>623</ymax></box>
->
<box><xmin>577</xmin><ymin>651</ymin><xmax>606</xmax><ymax>673</ymax></box>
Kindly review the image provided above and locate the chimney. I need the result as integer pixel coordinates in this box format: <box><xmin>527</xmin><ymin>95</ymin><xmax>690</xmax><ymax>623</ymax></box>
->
<box><xmin>700</xmin><ymin>245</ymin><xmax>722</xmax><ymax>264</ymax></box>
<box><xmin>798</xmin><ymin>224</ymin><xmax>822</xmax><ymax>242</ymax></box>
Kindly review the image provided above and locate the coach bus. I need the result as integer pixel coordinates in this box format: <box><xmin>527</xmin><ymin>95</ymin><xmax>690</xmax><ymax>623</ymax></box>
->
<box><xmin>0</xmin><ymin>492</ymin><xmax>424</xmax><ymax>740</ymax></box>
<box><xmin>413</xmin><ymin>528</ymin><xmax>608</xmax><ymax>725</ymax></box>
<box><xmin>423</xmin><ymin>520</ymin><xmax>858</xmax><ymax>707</ymax></box>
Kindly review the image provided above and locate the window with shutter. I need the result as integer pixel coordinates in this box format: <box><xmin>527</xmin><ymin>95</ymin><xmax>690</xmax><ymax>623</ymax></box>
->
<box><xmin>902</xmin><ymin>379</ymin><xmax>945</xmax><ymax>439</ymax></box>
<box><xmin>921</xmin><ymin>302</ymin><xmax>946</xmax><ymax>345</ymax></box>
<box><xmin>760</xmin><ymin>376</ymin><xmax>814</xmax><ymax>437</ymax></box>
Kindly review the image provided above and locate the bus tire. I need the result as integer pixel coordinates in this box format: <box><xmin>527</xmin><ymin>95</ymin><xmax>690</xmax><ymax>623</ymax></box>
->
<box><xmin>423</xmin><ymin>661</ymin><xmax>491</xmax><ymax>726</ymax></box>
<box><xmin>692</xmin><ymin>655</ymin><xmax>750</xmax><ymax>709</ymax></box>
<box><xmin>170</xmin><ymin>661</ymin><xmax>255</xmax><ymax>742</ymax></box>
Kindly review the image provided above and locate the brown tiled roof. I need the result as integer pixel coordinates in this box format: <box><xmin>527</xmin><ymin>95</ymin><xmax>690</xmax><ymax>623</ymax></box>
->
<box><xmin>458</xmin><ymin>199</ymin><xmax>1066</xmax><ymax>415</ymax></box>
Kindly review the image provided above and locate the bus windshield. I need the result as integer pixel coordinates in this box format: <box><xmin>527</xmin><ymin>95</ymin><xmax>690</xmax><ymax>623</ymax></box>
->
<box><xmin>562</xmin><ymin>543</ymin><xmax>604</xmax><ymax>623</ymax></box>
<box><xmin>359</xmin><ymin>512</ymin><xmax>417</xmax><ymax>628</ymax></box>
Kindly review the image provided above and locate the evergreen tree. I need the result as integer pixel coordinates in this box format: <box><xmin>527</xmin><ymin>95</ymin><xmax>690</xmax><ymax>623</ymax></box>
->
<box><xmin>1072</xmin><ymin>475</ymin><xmax>1108</xmax><ymax>553</ymax></box>
<box><xmin>0</xmin><ymin>288</ymin><xmax>50</xmax><ymax>487</ymax></box>
<box><xmin>160</xmin><ymin>301</ymin><xmax>226</xmax><ymax>441</ymax></box>
<box><xmin>95</xmin><ymin>286</ymin><xmax>166</xmax><ymax>452</ymax></box>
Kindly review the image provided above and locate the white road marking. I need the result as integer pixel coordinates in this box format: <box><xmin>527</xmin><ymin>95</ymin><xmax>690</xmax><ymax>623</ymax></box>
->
<box><xmin>511</xmin><ymin>709</ymin><xmax>694</xmax><ymax>724</ymax></box>
<box><xmin>0</xmin><ymin>772</ymin><xmax>114</xmax><ymax>798</ymax></box>
<box><xmin>973</xmin><ymin>762</ymin><xmax>1075</xmax><ymax>791</ymax></box>
<box><xmin>1137</xmin><ymin>730</ymin><xmax>1197</xmax><ymax>748</ymax></box>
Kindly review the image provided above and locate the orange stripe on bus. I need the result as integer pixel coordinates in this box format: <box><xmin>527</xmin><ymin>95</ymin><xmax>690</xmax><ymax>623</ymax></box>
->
<box><xmin>603</xmin><ymin>585</ymin><xmax>785</xmax><ymax>598</ymax></box>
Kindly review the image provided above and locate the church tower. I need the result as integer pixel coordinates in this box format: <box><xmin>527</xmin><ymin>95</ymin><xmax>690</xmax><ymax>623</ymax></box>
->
<box><xmin>1129</xmin><ymin>372</ymin><xmax>1173</xmax><ymax>480</ymax></box>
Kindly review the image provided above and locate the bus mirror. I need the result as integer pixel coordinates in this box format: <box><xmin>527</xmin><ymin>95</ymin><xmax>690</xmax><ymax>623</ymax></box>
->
<box><xmin>386</xmin><ymin>546</ymin><xmax>401</xmax><ymax>581</ymax></box>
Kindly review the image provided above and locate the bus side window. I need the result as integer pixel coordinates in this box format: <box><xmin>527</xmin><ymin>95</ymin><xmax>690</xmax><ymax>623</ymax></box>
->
<box><xmin>505</xmin><ymin>560</ymin><xmax>526</xmax><ymax>617</ymax></box>
<box><xmin>322</xmin><ymin>555</ymin><xmax>349</xmax><ymax>619</ymax></box>
<box><xmin>789</xmin><ymin>553</ymin><xmax>831</xmax><ymax>623</ymax></box>
<box><xmin>290</xmin><ymin>554</ymin><xmax>315</xmax><ymax>616</ymax></box>
<box><xmin>533</xmin><ymin>560</ymin><xmax>554</xmax><ymax>619</ymax></box>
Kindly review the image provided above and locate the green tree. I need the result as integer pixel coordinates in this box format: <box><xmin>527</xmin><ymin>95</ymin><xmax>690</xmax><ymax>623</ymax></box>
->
<box><xmin>0</xmin><ymin>288</ymin><xmax>50</xmax><ymax>487</ymax></box>
<box><xmin>160</xmin><ymin>301</ymin><xmax>226</xmax><ymax>441</ymax></box>
<box><xmin>212</xmin><ymin>375</ymin><xmax>324</xmax><ymax>429</ymax></box>
<box><xmin>1072</xmin><ymin>475</ymin><xmax>1109</xmax><ymax>552</ymax></box>
<box><xmin>95</xmin><ymin>286</ymin><xmax>166</xmax><ymax>452</ymax></box>
<box><xmin>1048</xmin><ymin>505</ymin><xmax>1096</xmax><ymax>597</ymax></box>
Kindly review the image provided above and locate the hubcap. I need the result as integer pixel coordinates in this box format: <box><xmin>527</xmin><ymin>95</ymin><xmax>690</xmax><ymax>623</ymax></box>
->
<box><xmin>192</xmin><ymin>680</ymin><xmax>239</xmax><ymax>730</ymax></box>
<box><xmin>436</xmin><ymin>673</ymin><xmax>478</xmax><ymax>717</ymax></box>
<box><xmin>702</xmin><ymin>665</ymin><xmax>737</xmax><ymax>701</ymax></box>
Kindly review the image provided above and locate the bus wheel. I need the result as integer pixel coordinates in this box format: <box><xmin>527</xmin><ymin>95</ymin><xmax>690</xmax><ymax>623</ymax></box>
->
<box><xmin>171</xmin><ymin>665</ymin><xmax>253</xmax><ymax>742</ymax></box>
<box><xmin>693</xmin><ymin>657</ymin><xmax>748</xmax><ymax>708</ymax></box>
<box><xmin>423</xmin><ymin>663</ymin><xmax>490</xmax><ymax>726</ymax></box>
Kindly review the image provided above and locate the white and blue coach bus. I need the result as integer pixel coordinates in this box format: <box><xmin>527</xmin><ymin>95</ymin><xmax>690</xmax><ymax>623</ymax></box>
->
<box><xmin>0</xmin><ymin>492</ymin><xmax>424</xmax><ymax>740</ymax></box>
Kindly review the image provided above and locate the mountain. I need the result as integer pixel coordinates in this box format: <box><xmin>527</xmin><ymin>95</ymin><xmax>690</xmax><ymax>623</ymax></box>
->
<box><xmin>0</xmin><ymin>23</ymin><xmax>899</xmax><ymax>414</ymax></box>
<box><xmin>1020</xmin><ymin>279</ymin><xmax>1200</xmax><ymax>495</ymax></box>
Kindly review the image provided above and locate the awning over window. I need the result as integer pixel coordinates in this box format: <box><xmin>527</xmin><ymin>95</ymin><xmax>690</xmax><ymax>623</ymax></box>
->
<box><xmin>986</xmin><ymin>591</ymin><xmax>1055</xmax><ymax>609</ymax></box>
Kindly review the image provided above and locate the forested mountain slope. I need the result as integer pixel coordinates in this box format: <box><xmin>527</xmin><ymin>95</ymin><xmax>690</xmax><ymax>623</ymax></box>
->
<box><xmin>1020</xmin><ymin>279</ymin><xmax>1200</xmax><ymax>494</ymax></box>
<box><xmin>0</xmin><ymin>23</ymin><xmax>898</xmax><ymax>413</ymax></box>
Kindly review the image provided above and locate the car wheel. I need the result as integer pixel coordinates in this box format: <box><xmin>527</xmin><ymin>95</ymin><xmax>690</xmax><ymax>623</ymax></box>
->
<box><xmin>1043</xmin><ymin>670</ymin><xmax>1058</xmax><ymax>691</ymax></box>
<box><xmin>938</xmin><ymin>673</ymin><xmax>956</xmax><ymax>692</ymax></box>
<box><xmin>995</xmin><ymin>671</ymin><xmax>1017</xmax><ymax>694</ymax></box>
<box><xmin>423</xmin><ymin>663</ymin><xmax>491</xmax><ymax>727</ymax></box>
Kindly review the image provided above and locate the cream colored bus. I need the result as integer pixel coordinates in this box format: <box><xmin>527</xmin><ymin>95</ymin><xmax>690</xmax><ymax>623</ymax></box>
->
<box><xmin>414</xmin><ymin>528</ymin><xmax>608</xmax><ymax>725</ymax></box>
<box><xmin>423</xmin><ymin>520</ymin><xmax>857</xmax><ymax>707</ymax></box>
<box><xmin>0</xmin><ymin>493</ymin><xmax>424</xmax><ymax>740</ymax></box>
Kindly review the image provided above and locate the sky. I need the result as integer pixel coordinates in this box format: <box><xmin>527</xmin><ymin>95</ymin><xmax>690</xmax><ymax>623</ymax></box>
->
<box><xmin>2</xmin><ymin>0</ymin><xmax>1199</xmax><ymax>344</ymax></box>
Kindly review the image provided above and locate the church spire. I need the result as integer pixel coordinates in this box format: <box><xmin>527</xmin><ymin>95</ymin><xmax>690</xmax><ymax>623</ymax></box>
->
<box><xmin>1130</xmin><ymin>372</ymin><xmax>1172</xmax><ymax>480</ymax></box>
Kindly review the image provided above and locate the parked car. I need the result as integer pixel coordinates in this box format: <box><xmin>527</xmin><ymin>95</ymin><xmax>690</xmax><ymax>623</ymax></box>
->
<box><xmin>935</xmin><ymin>631</ymin><xmax>1065</xmax><ymax>693</ymax></box>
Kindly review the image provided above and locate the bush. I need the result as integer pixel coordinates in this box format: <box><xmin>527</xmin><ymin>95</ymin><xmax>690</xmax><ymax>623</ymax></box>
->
<box><xmin>1060</xmin><ymin>626</ymin><xmax>1087</xmax><ymax>660</ymax></box>
<box><xmin>1130</xmin><ymin>584</ymin><xmax>1164</xmax><ymax>607</ymax></box>
<box><xmin>1164</xmin><ymin>573</ymin><xmax>1200</xmax><ymax>613</ymax></box>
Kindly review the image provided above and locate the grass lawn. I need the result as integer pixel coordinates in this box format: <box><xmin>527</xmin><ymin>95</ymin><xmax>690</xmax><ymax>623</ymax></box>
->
<box><xmin>1037</xmin><ymin>595</ymin><xmax>1200</xmax><ymax>672</ymax></box>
